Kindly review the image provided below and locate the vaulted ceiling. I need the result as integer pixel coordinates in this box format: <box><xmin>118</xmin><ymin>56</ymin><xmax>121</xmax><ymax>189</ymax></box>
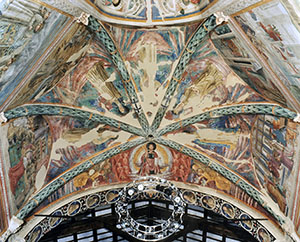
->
<box><xmin>1</xmin><ymin>0</ymin><xmax>300</xmax><ymax>241</ymax></box>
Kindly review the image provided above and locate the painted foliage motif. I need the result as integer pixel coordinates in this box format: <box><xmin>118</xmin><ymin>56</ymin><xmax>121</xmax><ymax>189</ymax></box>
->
<box><xmin>234</xmin><ymin>0</ymin><xmax>300</xmax><ymax>104</ymax></box>
<box><xmin>0</xmin><ymin>116</ymin><xmax>51</xmax><ymax>215</ymax></box>
<box><xmin>211</xmin><ymin>24</ymin><xmax>287</xmax><ymax>106</ymax></box>
<box><xmin>251</xmin><ymin>116</ymin><xmax>300</xmax><ymax>223</ymax></box>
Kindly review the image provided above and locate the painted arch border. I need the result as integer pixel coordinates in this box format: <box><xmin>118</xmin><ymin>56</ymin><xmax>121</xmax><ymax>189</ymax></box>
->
<box><xmin>16</xmin><ymin>182</ymin><xmax>287</xmax><ymax>242</ymax></box>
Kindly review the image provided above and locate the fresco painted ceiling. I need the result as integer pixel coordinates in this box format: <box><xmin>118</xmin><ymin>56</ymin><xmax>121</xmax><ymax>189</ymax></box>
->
<box><xmin>1</xmin><ymin>0</ymin><xmax>300</xmax><ymax>241</ymax></box>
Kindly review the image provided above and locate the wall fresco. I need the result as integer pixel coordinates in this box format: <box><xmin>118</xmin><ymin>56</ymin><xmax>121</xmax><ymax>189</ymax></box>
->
<box><xmin>163</xmin><ymin>39</ymin><xmax>223</xmax><ymax>124</ymax></box>
<box><xmin>89</xmin><ymin>0</ymin><xmax>216</xmax><ymax>24</ymax></box>
<box><xmin>234</xmin><ymin>0</ymin><xmax>300</xmax><ymax>105</ymax></box>
<box><xmin>37</xmin><ymin>39</ymin><xmax>140</xmax><ymax>127</ymax></box>
<box><xmin>107</xmin><ymin>24</ymin><xmax>199</xmax><ymax>124</ymax></box>
<box><xmin>163</xmin><ymin>114</ymin><xmax>261</xmax><ymax>188</ymax></box>
<box><xmin>6</xmin><ymin>23</ymin><xmax>90</xmax><ymax>109</ymax></box>
<box><xmin>1</xmin><ymin>1</ymin><xmax>300</xmax><ymax>240</ymax></box>
<box><xmin>185</xmin><ymin>159</ymin><xmax>271</xmax><ymax>219</ymax></box>
<box><xmin>44</xmin><ymin>116</ymin><xmax>134</xmax><ymax>184</ymax></box>
<box><xmin>151</xmin><ymin>0</ymin><xmax>215</xmax><ymax>20</ymax></box>
<box><xmin>251</xmin><ymin>115</ymin><xmax>300</xmax><ymax>229</ymax></box>
<box><xmin>162</xmin><ymin>38</ymin><xmax>266</xmax><ymax>126</ymax></box>
<box><xmin>35</xmin><ymin>142</ymin><xmax>274</xmax><ymax>224</ymax></box>
<box><xmin>0</xmin><ymin>115</ymin><xmax>51</xmax><ymax>216</ymax></box>
<box><xmin>0</xmin><ymin>0</ymin><xmax>71</xmax><ymax>108</ymax></box>
<box><xmin>0</xmin><ymin>0</ymin><xmax>51</xmax><ymax>83</ymax></box>
<box><xmin>280</xmin><ymin>0</ymin><xmax>300</xmax><ymax>33</ymax></box>
<box><xmin>47</xmin><ymin>142</ymin><xmax>175</xmax><ymax>203</ymax></box>
<box><xmin>211</xmin><ymin>24</ymin><xmax>287</xmax><ymax>106</ymax></box>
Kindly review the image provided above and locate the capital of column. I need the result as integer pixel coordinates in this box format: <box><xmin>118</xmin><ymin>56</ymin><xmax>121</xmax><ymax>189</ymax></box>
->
<box><xmin>214</xmin><ymin>11</ymin><xmax>230</xmax><ymax>25</ymax></box>
<box><xmin>76</xmin><ymin>12</ymin><xmax>90</xmax><ymax>26</ymax></box>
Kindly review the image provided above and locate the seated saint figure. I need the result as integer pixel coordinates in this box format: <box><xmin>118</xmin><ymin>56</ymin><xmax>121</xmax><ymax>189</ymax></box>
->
<box><xmin>138</xmin><ymin>142</ymin><xmax>160</xmax><ymax>176</ymax></box>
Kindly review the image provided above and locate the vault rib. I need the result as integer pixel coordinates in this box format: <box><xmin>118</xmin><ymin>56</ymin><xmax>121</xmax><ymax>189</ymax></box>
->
<box><xmin>87</xmin><ymin>16</ymin><xmax>150</xmax><ymax>132</ymax></box>
<box><xmin>150</xmin><ymin>14</ymin><xmax>221</xmax><ymax>131</ymax></box>
<box><xmin>154</xmin><ymin>137</ymin><xmax>285</xmax><ymax>225</ymax></box>
<box><xmin>4</xmin><ymin>103</ymin><xmax>144</xmax><ymax>137</ymax></box>
<box><xmin>156</xmin><ymin>102</ymin><xmax>297</xmax><ymax>137</ymax></box>
<box><xmin>16</xmin><ymin>137</ymin><xmax>147</xmax><ymax>220</ymax></box>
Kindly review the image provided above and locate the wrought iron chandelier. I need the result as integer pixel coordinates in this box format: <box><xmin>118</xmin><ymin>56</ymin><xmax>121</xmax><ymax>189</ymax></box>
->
<box><xmin>115</xmin><ymin>176</ymin><xmax>186</xmax><ymax>241</ymax></box>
